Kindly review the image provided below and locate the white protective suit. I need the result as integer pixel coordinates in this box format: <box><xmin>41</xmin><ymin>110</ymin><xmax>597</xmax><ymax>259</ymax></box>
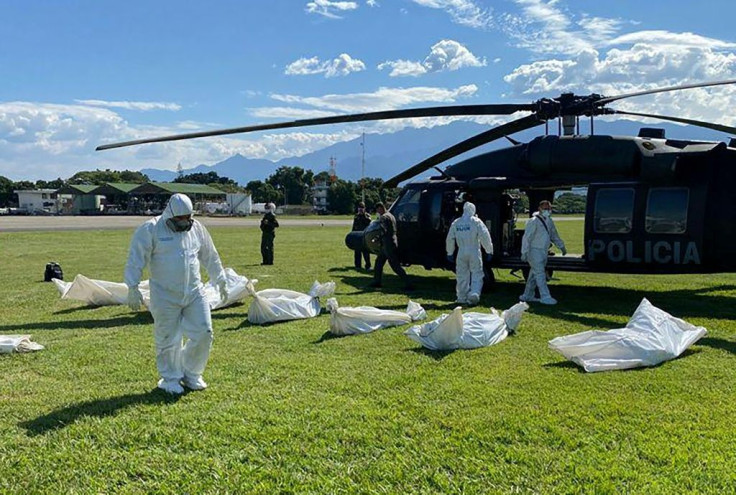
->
<box><xmin>124</xmin><ymin>194</ymin><xmax>227</xmax><ymax>392</ymax></box>
<box><xmin>520</xmin><ymin>211</ymin><xmax>566</xmax><ymax>304</ymax></box>
<box><xmin>445</xmin><ymin>202</ymin><xmax>493</xmax><ymax>305</ymax></box>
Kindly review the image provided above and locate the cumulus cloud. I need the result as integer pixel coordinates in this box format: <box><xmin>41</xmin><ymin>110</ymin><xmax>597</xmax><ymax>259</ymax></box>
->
<box><xmin>305</xmin><ymin>0</ymin><xmax>358</xmax><ymax>19</ymax></box>
<box><xmin>0</xmin><ymin>84</ymin><xmax>489</xmax><ymax>180</ymax></box>
<box><xmin>285</xmin><ymin>54</ymin><xmax>366</xmax><ymax>77</ymax></box>
<box><xmin>0</xmin><ymin>100</ymin><xmax>361</xmax><ymax>180</ymax></box>
<box><xmin>502</xmin><ymin>41</ymin><xmax>736</xmax><ymax>127</ymax></box>
<box><xmin>379</xmin><ymin>39</ymin><xmax>486</xmax><ymax>77</ymax></box>
<box><xmin>75</xmin><ymin>99</ymin><xmax>182</xmax><ymax>111</ymax></box>
<box><xmin>410</xmin><ymin>0</ymin><xmax>494</xmax><ymax>29</ymax></box>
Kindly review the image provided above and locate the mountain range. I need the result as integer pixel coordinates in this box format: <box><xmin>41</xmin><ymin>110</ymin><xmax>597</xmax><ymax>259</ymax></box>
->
<box><xmin>140</xmin><ymin>119</ymin><xmax>730</xmax><ymax>185</ymax></box>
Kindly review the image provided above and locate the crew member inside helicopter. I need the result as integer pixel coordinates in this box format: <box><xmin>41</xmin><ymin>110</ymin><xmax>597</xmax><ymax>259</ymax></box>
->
<box><xmin>520</xmin><ymin>200</ymin><xmax>566</xmax><ymax>305</ymax></box>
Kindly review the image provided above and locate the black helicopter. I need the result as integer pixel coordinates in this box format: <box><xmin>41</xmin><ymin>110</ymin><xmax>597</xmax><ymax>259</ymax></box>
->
<box><xmin>97</xmin><ymin>80</ymin><xmax>736</xmax><ymax>284</ymax></box>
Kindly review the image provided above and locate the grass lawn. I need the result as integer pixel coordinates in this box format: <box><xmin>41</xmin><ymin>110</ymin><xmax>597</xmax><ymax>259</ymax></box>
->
<box><xmin>1</xmin><ymin>220</ymin><xmax>734</xmax><ymax>494</ymax></box>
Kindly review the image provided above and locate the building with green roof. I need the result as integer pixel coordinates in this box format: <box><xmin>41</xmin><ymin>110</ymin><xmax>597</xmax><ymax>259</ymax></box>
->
<box><xmin>55</xmin><ymin>184</ymin><xmax>102</xmax><ymax>215</ymax></box>
<box><xmin>88</xmin><ymin>183</ymin><xmax>141</xmax><ymax>213</ymax></box>
<box><xmin>128</xmin><ymin>182</ymin><xmax>226</xmax><ymax>214</ymax></box>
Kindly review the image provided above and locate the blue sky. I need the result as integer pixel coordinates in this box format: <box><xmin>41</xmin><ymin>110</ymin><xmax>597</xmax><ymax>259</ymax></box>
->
<box><xmin>1</xmin><ymin>0</ymin><xmax>735</xmax><ymax>181</ymax></box>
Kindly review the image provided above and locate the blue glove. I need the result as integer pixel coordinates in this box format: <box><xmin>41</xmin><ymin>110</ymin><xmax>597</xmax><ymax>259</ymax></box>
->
<box><xmin>446</xmin><ymin>254</ymin><xmax>454</xmax><ymax>263</ymax></box>
<box><xmin>486</xmin><ymin>252</ymin><xmax>493</xmax><ymax>262</ymax></box>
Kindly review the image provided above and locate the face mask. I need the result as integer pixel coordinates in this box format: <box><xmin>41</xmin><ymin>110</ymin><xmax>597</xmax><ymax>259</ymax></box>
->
<box><xmin>542</xmin><ymin>210</ymin><xmax>551</xmax><ymax>218</ymax></box>
<box><xmin>166</xmin><ymin>217</ymin><xmax>193</xmax><ymax>232</ymax></box>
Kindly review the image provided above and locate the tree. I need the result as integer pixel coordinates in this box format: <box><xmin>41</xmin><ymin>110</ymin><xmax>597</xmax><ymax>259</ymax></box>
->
<box><xmin>266</xmin><ymin>166</ymin><xmax>313</xmax><ymax>205</ymax></box>
<box><xmin>0</xmin><ymin>176</ymin><xmax>14</xmax><ymax>194</ymax></box>
<box><xmin>12</xmin><ymin>180</ymin><xmax>36</xmax><ymax>190</ymax></box>
<box><xmin>512</xmin><ymin>191</ymin><xmax>529</xmax><ymax>214</ymax></box>
<box><xmin>35</xmin><ymin>178</ymin><xmax>65</xmax><ymax>189</ymax></box>
<box><xmin>554</xmin><ymin>192</ymin><xmax>586</xmax><ymax>214</ymax></box>
<box><xmin>359</xmin><ymin>177</ymin><xmax>399</xmax><ymax>210</ymax></box>
<box><xmin>67</xmin><ymin>169</ymin><xmax>148</xmax><ymax>185</ymax></box>
<box><xmin>313</xmin><ymin>171</ymin><xmax>331</xmax><ymax>184</ymax></box>
<box><xmin>246</xmin><ymin>180</ymin><xmax>280</xmax><ymax>204</ymax></box>
<box><xmin>327</xmin><ymin>179</ymin><xmax>358</xmax><ymax>214</ymax></box>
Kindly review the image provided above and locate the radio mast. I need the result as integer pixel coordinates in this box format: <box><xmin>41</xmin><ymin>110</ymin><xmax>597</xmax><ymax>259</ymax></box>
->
<box><xmin>360</xmin><ymin>132</ymin><xmax>366</xmax><ymax>203</ymax></box>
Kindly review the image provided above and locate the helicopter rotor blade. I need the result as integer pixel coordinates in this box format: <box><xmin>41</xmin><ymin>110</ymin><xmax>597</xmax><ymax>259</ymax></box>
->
<box><xmin>383</xmin><ymin>113</ymin><xmax>543</xmax><ymax>188</ymax></box>
<box><xmin>609</xmin><ymin>109</ymin><xmax>736</xmax><ymax>135</ymax></box>
<box><xmin>598</xmin><ymin>79</ymin><xmax>736</xmax><ymax>106</ymax></box>
<box><xmin>95</xmin><ymin>104</ymin><xmax>535</xmax><ymax>151</ymax></box>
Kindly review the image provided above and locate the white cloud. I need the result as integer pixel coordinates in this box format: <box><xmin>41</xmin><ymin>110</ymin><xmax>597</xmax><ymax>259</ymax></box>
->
<box><xmin>502</xmin><ymin>41</ymin><xmax>736</xmax><ymax>127</ymax></box>
<box><xmin>607</xmin><ymin>30</ymin><xmax>736</xmax><ymax>50</ymax></box>
<box><xmin>366</xmin><ymin>0</ymin><xmax>378</xmax><ymax>6</ymax></box>
<box><xmin>379</xmin><ymin>39</ymin><xmax>486</xmax><ymax>77</ymax></box>
<box><xmin>503</xmin><ymin>0</ymin><xmax>625</xmax><ymax>55</ymax></box>
<box><xmin>285</xmin><ymin>54</ymin><xmax>366</xmax><ymax>77</ymax></box>
<box><xmin>305</xmin><ymin>0</ymin><xmax>358</xmax><ymax>19</ymax></box>
<box><xmin>248</xmin><ymin>107</ymin><xmax>339</xmax><ymax>120</ymax></box>
<box><xmin>75</xmin><ymin>99</ymin><xmax>182</xmax><ymax>111</ymax></box>
<box><xmin>410</xmin><ymin>0</ymin><xmax>494</xmax><ymax>29</ymax></box>
<box><xmin>0</xmin><ymin>84</ymin><xmax>487</xmax><ymax>181</ymax></box>
<box><xmin>0</xmin><ymin>100</ymin><xmax>363</xmax><ymax>180</ymax></box>
<box><xmin>266</xmin><ymin>84</ymin><xmax>479</xmax><ymax>113</ymax></box>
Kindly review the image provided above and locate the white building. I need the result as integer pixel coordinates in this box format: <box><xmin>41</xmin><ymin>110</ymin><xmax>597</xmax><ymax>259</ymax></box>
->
<box><xmin>15</xmin><ymin>189</ymin><xmax>59</xmax><ymax>214</ymax></box>
<box><xmin>312</xmin><ymin>181</ymin><xmax>329</xmax><ymax>212</ymax></box>
<box><xmin>226</xmin><ymin>193</ymin><xmax>252</xmax><ymax>215</ymax></box>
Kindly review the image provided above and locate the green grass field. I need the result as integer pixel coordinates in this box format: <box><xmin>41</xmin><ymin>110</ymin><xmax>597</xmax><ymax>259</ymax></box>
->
<box><xmin>1</xmin><ymin>220</ymin><xmax>734</xmax><ymax>494</ymax></box>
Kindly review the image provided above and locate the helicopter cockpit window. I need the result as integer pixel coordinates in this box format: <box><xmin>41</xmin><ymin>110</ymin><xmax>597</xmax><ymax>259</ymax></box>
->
<box><xmin>392</xmin><ymin>188</ymin><xmax>421</xmax><ymax>222</ymax></box>
<box><xmin>594</xmin><ymin>188</ymin><xmax>634</xmax><ymax>234</ymax></box>
<box><xmin>646</xmin><ymin>188</ymin><xmax>689</xmax><ymax>234</ymax></box>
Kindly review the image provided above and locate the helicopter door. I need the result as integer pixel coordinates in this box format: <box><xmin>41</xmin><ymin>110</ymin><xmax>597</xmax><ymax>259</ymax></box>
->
<box><xmin>418</xmin><ymin>189</ymin><xmax>447</xmax><ymax>269</ymax></box>
<box><xmin>586</xmin><ymin>184</ymin><xmax>704</xmax><ymax>273</ymax></box>
<box><xmin>391</xmin><ymin>188</ymin><xmax>423</xmax><ymax>264</ymax></box>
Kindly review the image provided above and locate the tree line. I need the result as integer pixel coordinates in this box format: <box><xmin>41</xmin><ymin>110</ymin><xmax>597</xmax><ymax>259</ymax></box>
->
<box><xmin>0</xmin><ymin>166</ymin><xmax>400</xmax><ymax>214</ymax></box>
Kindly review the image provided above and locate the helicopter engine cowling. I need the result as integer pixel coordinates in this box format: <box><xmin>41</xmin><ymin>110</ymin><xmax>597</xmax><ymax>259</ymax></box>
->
<box><xmin>525</xmin><ymin>135</ymin><xmax>640</xmax><ymax>177</ymax></box>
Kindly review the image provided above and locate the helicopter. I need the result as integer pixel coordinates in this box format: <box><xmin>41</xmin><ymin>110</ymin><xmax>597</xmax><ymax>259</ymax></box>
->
<box><xmin>97</xmin><ymin>80</ymin><xmax>736</xmax><ymax>286</ymax></box>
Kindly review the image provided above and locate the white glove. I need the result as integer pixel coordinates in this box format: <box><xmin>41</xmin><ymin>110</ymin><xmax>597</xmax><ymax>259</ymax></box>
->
<box><xmin>218</xmin><ymin>280</ymin><xmax>228</xmax><ymax>302</ymax></box>
<box><xmin>520</xmin><ymin>253</ymin><xmax>528</xmax><ymax>263</ymax></box>
<box><xmin>127</xmin><ymin>286</ymin><xmax>144</xmax><ymax>311</ymax></box>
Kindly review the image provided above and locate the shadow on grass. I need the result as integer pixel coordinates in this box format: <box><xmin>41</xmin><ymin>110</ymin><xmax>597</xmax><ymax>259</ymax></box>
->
<box><xmin>0</xmin><ymin>313</ymin><xmax>152</xmax><ymax>332</ymax></box>
<box><xmin>407</xmin><ymin>346</ymin><xmax>456</xmax><ymax>361</ymax></box>
<box><xmin>222</xmin><ymin>314</ymin><xmax>320</xmax><ymax>332</ymax></box>
<box><xmin>53</xmin><ymin>305</ymin><xmax>114</xmax><ymax>315</ymax></box>
<box><xmin>21</xmin><ymin>389</ymin><xmax>181</xmax><ymax>436</ymax></box>
<box><xmin>542</xmin><ymin>360</ymin><xmax>584</xmax><ymax>372</ymax></box>
<box><xmin>543</xmin><ymin>348</ymin><xmax>702</xmax><ymax>373</ymax></box>
<box><xmin>313</xmin><ymin>330</ymin><xmax>348</xmax><ymax>343</ymax></box>
<box><xmin>699</xmin><ymin>337</ymin><xmax>736</xmax><ymax>355</ymax></box>
<box><xmin>496</xmin><ymin>282</ymin><xmax>736</xmax><ymax>326</ymax></box>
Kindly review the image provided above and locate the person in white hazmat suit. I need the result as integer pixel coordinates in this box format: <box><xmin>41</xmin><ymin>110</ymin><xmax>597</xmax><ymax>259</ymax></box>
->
<box><xmin>125</xmin><ymin>193</ymin><xmax>228</xmax><ymax>394</ymax></box>
<box><xmin>520</xmin><ymin>200</ymin><xmax>566</xmax><ymax>305</ymax></box>
<box><xmin>445</xmin><ymin>202</ymin><xmax>493</xmax><ymax>306</ymax></box>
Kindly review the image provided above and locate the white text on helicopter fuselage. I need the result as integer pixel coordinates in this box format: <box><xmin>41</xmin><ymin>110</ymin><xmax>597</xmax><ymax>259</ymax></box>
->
<box><xmin>588</xmin><ymin>240</ymin><xmax>701</xmax><ymax>264</ymax></box>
